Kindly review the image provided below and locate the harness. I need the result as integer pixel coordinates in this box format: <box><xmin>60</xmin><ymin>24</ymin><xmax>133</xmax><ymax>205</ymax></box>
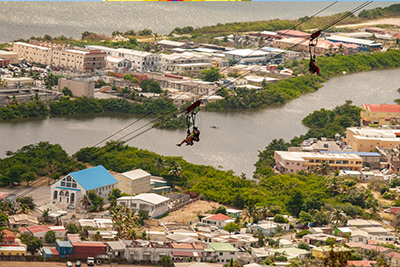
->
<box><xmin>309</xmin><ymin>30</ymin><xmax>321</xmax><ymax>75</ymax></box>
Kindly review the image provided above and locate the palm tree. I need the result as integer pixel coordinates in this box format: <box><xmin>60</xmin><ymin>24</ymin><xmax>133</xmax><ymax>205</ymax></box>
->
<box><xmin>42</xmin><ymin>209</ymin><xmax>50</xmax><ymax>223</ymax></box>
<box><xmin>80</xmin><ymin>194</ymin><xmax>91</xmax><ymax>211</ymax></box>
<box><xmin>93</xmin><ymin>231</ymin><xmax>102</xmax><ymax>241</ymax></box>
<box><xmin>168</xmin><ymin>162</ymin><xmax>181</xmax><ymax>189</ymax></box>
<box><xmin>315</xmin><ymin>160</ymin><xmax>331</xmax><ymax>175</ymax></box>
<box><xmin>330</xmin><ymin>209</ymin><xmax>346</xmax><ymax>228</ymax></box>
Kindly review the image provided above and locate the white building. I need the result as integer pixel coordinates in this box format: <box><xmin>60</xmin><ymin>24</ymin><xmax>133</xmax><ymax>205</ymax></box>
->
<box><xmin>160</xmin><ymin>52</ymin><xmax>211</xmax><ymax>71</ymax></box>
<box><xmin>114</xmin><ymin>169</ymin><xmax>152</xmax><ymax>195</ymax></box>
<box><xmin>203</xmin><ymin>243</ymin><xmax>238</xmax><ymax>263</ymax></box>
<box><xmin>224</xmin><ymin>49</ymin><xmax>268</xmax><ymax>65</ymax></box>
<box><xmin>86</xmin><ymin>45</ymin><xmax>160</xmax><ymax>72</ymax></box>
<box><xmin>117</xmin><ymin>193</ymin><xmax>170</xmax><ymax>218</ymax></box>
<box><xmin>106</xmin><ymin>56</ymin><xmax>132</xmax><ymax>72</ymax></box>
<box><xmin>50</xmin><ymin>165</ymin><xmax>119</xmax><ymax>209</ymax></box>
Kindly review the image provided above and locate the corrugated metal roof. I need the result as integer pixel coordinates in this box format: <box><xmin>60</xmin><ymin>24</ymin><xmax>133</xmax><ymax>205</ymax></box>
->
<box><xmin>70</xmin><ymin>165</ymin><xmax>118</xmax><ymax>191</ymax></box>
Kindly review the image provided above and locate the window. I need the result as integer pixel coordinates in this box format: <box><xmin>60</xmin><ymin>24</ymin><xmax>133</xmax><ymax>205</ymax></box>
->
<box><xmin>309</xmin><ymin>159</ymin><xmax>314</xmax><ymax>163</ymax></box>
<box><xmin>297</xmin><ymin>163</ymin><xmax>300</xmax><ymax>166</ymax></box>
<box><xmin>61</xmin><ymin>181</ymin><xmax>66</xmax><ymax>186</ymax></box>
<box><xmin>315</xmin><ymin>160</ymin><xmax>320</xmax><ymax>163</ymax></box>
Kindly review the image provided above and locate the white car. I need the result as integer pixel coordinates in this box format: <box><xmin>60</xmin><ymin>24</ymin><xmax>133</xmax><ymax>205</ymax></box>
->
<box><xmin>87</xmin><ymin>257</ymin><xmax>95</xmax><ymax>266</ymax></box>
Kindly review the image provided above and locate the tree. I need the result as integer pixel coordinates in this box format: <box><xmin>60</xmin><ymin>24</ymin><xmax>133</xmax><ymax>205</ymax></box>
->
<box><xmin>88</xmin><ymin>190</ymin><xmax>104</xmax><ymax>211</ymax></box>
<box><xmin>81</xmin><ymin>194</ymin><xmax>91</xmax><ymax>211</ymax></box>
<box><xmin>224</xmin><ymin>222</ymin><xmax>240</xmax><ymax>236</ymax></box>
<box><xmin>67</xmin><ymin>223</ymin><xmax>80</xmax><ymax>234</ymax></box>
<box><xmin>112</xmin><ymin>30</ymin><xmax>123</xmax><ymax>37</ymax></box>
<box><xmin>42</xmin><ymin>209</ymin><xmax>50</xmax><ymax>223</ymax></box>
<box><xmin>139</xmin><ymin>29</ymin><xmax>152</xmax><ymax>36</ymax></box>
<box><xmin>108</xmin><ymin>188</ymin><xmax>122</xmax><ymax>207</ymax></box>
<box><xmin>273</xmin><ymin>214</ymin><xmax>289</xmax><ymax>223</ymax></box>
<box><xmin>215</xmin><ymin>206</ymin><xmax>227</xmax><ymax>215</ymax></box>
<box><xmin>285</xmin><ymin>190</ymin><xmax>304</xmax><ymax>217</ymax></box>
<box><xmin>315</xmin><ymin>160</ymin><xmax>331</xmax><ymax>175</ymax></box>
<box><xmin>17</xmin><ymin>196</ymin><xmax>35</xmax><ymax>210</ymax></box>
<box><xmin>140</xmin><ymin>80</ymin><xmax>162</xmax><ymax>93</ymax></box>
<box><xmin>168</xmin><ymin>161</ymin><xmax>181</xmax><ymax>188</ymax></box>
<box><xmin>325</xmin><ymin>237</ymin><xmax>337</xmax><ymax>246</ymax></box>
<box><xmin>93</xmin><ymin>231</ymin><xmax>102</xmax><ymax>241</ymax></box>
<box><xmin>62</xmin><ymin>87</ymin><xmax>72</xmax><ymax>97</ymax></box>
<box><xmin>200</xmin><ymin>67</ymin><xmax>224</xmax><ymax>82</ymax></box>
<box><xmin>0</xmin><ymin>212</ymin><xmax>8</xmax><ymax>227</ymax></box>
<box><xmin>297</xmin><ymin>211</ymin><xmax>314</xmax><ymax>225</ymax></box>
<box><xmin>45</xmin><ymin>230</ymin><xmax>56</xmax><ymax>244</ymax></box>
<box><xmin>160</xmin><ymin>255</ymin><xmax>173</xmax><ymax>267</ymax></box>
<box><xmin>20</xmin><ymin>234</ymin><xmax>43</xmax><ymax>255</ymax></box>
<box><xmin>298</xmin><ymin>242</ymin><xmax>311</xmax><ymax>251</ymax></box>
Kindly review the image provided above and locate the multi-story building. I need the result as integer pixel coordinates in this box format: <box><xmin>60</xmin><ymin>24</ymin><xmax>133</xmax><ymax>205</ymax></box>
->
<box><xmin>160</xmin><ymin>52</ymin><xmax>211</xmax><ymax>71</ymax></box>
<box><xmin>224</xmin><ymin>49</ymin><xmax>268</xmax><ymax>65</ymax></box>
<box><xmin>51</xmin><ymin>48</ymin><xmax>106</xmax><ymax>71</ymax></box>
<box><xmin>86</xmin><ymin>45</ymin><xmax>160</xmax><ymax>72</ymax></box>
<box><xmin>50</xmin><ymin>165</ymin><xmax>118</xmax><ymax>209</ymax></box>
<box><xmin>174</xmin><ymin>62</ymin><xmax>212</xmax><ymax>75</ymax></box>
<box><xmin>345</xmin><ymin>127</ymin><xmax>400</xmax><ymax>152</ymax></box>
<box><xmin>13</xmin><ymin>42</ymin><xmax>52</xmax><ymax>65</ymax></box>
<box><xmin>274</xmin><ymin>151</ymin><xmax>363</xmax><ymax>173</ymax></box>
<box><xmin>202</xmin><ymin>243</ymin><xmax>237</xmax><ymax>263</ymax></box>
<box><xmin>13</xmin><ymin>42</ymin><xmax>106</xmax><ymax>71</ymax></box>
<box><xmin>114</xmin><ymin>169</ymin><xmax>152</xmax><ymax>195</ymax></box>
<box><xmin>0</xmin><ymin>50</ymin><xmax>19</xmax><ymax>67</ymax></box>
<box><xmin>273</xmin><ymin>38</ymin><xmax>359</xmax><ymax>55</ymax></box>
<box><xmin>360</xmin><ymin>104</ymin><xmax>400</xmax><ymax>126</ymax></box>
<box><xmin>326</xmin><ymin>35</ymin><xmax>382</xmax><ymax>52</ymax></box>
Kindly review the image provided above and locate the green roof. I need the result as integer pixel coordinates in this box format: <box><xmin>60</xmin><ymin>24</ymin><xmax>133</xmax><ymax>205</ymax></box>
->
<box><xmin>209</xmin><ymin>243</ymin><xmax>237</xmax><ymax>252</ymax></box>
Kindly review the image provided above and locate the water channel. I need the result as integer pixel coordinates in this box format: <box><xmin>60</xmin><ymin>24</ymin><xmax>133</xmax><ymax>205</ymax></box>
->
<box><xmin>1</xmin><ymin>69</ymin><xmax>399</xmax><ymax>177</ymax></box>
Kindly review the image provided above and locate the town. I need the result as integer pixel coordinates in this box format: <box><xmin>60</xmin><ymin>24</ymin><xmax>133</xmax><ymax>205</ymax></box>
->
<box><xmin>1</xmin><ymin>3</ymin><xmax>400</xmax><ymax>267</ymax></box>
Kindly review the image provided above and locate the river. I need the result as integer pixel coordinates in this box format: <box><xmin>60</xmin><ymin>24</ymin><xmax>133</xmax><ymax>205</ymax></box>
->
<box><xmin>1</xmin><ymin>69</ymin><xmax>399</xmax><ymax>177</ymax></box>
<box><xmin>0</xmin><ymin>1</ymin><xmax>397</xmax><ymax>42</ymax></box>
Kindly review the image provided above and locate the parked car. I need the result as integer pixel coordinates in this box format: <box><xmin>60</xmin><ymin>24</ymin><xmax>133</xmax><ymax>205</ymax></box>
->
<box><xmin>76</xmin><ymin>260</ymin><xmax>81</xmax><ymax>267</ymax></box>
<box><xmin>87</xmin><ymin>257</ymin><xmax>95</xmax><ymax>266</ymax></box>
<box><xmin>66</xmin><ymin>262</ymin><xmax>73</xmax><ymax>267</ymax></box>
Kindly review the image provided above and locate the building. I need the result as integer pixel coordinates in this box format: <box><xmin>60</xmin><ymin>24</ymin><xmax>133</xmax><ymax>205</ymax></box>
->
<box><xmin>160</xmin><ymin>52</ymin><xmax>211</xmax><ymax>71</ymax></box>
<box><xmin>249</xmin><ymin>221</ymin><xmax>290</xmax><ymax>237</ymax></box>
<box><xmin>13</xmin><ymin>42</ymin><xmax>52</xmax><ymax>65</ymax></box>
<box><xmin>0</xmin><ymin>230</ymin><xmax>15</xmax><ymax>245</ymax></box>
<box><xmin>326</xmin><ymin>35</ymin><xmax>382</xmax><ymax>52</ymax></box>
<box><xmin>302</xmin><ymin>234</ymin><xmax>346</xmax><ymax>246</ymax></box>
<box><xmin>201</xmin><ymin>213</ymin><xmax>233</xmax><ymax>227</ymax></box>
<box><xmin>0</xmin><ymin>50</ymin><xmax>18</xmax><ymax>67</ymax></box>
<box><xmin>0</xmin><ymin>246</ymin><xmax>26</xmax><ymax>256</ymax></box>
<box><xmin>361</xmin><ymin>104</ymin><xmax>400</xmax><ymax>126</ymax></box>
<box><xmin>58</xmin><ymin>78</ymin><xmax>95</xmax><ymax>98</ymax></box>
<box><xmin>117</xmin><ymin>193</ymin><xmax>170</xmax><ymax>218</ymax></box>
<box><xmin>224</xmin><ymin>49</ymin><xmax>268</xmax><ymax>65</ymax></box>
<box><xmin>50</xmin><ymin>165</ymin><xmax>119</xmax><ymax>209</ymax></box>
<box><xmin>157</xmin><ymin>40</ymin><xmax>190</xmax><ymax>51</ymax></box>
<box><xmin>51</xmin><ymin>48</ymin><xmax>106</xmax><ymax>71</ymax></box>
<box><xmin>274</xmin><ymin>151</ymin><xmax>363</xmax><ymax>173</ymax></box>
<box><xmin>106</xmin><ymin>56</ymin><xmax>132</xmax><ymax>73</ymax></box>
<box><xmin>275</xmin><ymin>30</ymin><xmax>310</xmax><ymax>39</ymax></box>
<box><xmin>273</xmin><ymin>38</ymin><xmax>359</xmax><ymax>55</ymax></box>
<box><xmin>114</xmin><ymin>169</ymin><xmax>152</xmax><ymax>195</ymax></box>
<box><xmin>174</xmin><ymin>63</ymin><xmax>212</xmax><ymax>75</ymax></box>
<box><xmin>26</xmin><ymin>225</ymin><xmax>51</xmax><ymax>241</ymax></box>
<box><xmin>86</xmin><ymin>45</ymin><xmax>160</xmax><ymax>72</ymax></box>
<box><xmin>319</xmin><ymin>151</ymin><xmax>381</xmax><ymax>169</ymax></box>
<box><xmin>203</xmin><ymin>243</ymin><xmax>237</xmax><ymax>263</ymax></box>
<box><xmin>7</xmin><ymin>214</ymin><xmax>38</xmax><ymax>229</ymax></box>
<box><xmin>345</xmin><ymin>127</ymin><xmax>400</xmax><ymax>152</ymax></box>
<box><xmin>2</xmin><ymin>77</ymin><xmax>34</xmax><ymax>88</ymax></box>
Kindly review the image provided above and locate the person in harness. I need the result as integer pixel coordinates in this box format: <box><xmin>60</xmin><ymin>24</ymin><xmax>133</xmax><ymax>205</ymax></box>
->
<box><xmin>177</xmin><ymin>100</ymin><xmax>201</xmax><ymax>147</ymax></box>
<box><xmin>308</xmin><ymin>30</ymin><xmax>321</xmax><ymax>75</ymax></box>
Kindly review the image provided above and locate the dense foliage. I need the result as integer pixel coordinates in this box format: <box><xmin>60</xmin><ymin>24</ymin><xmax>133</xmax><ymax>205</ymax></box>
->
<box><xmin>206</xmin><ymin>50</ymin><xmax>400</xmax><ymax>111</ymax></box>
<box><xmin>74</xmin><ymin>141</ymin><xmax>377</xmax><ymax>215</ymax></box>
<box><xmin>358</xmin><ymin>4</ymin><xmax>400</xmax><ymax>19</ymax></box>
<box><xmin>1</xmin><ymin>97</ymin><xmax>186</xmax><ymax>129</ymax></box>
<box><xmin>0</xmin><ymin>142</ymin><xmax>84</xmax><ymax>186</ymax></box>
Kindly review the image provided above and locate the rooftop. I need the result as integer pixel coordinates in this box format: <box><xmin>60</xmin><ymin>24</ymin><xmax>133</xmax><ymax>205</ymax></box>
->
<box><xmin>208</xmin><ymin>243</ymin><xmax>237</xmax><ymax>252</ymax></box>
<box><xmin>275</xmin><ymin>151</ymin><xmax>362</xmax><ymax>161</ymax></box>
<box><xmin>121</xmin><ymin>169</ymin><xmax>151</xmax><ymax>181</ymax></box>
<box><xmin>206</xmin><ymin>213</ymin><xmax>232</xmax><ymax>221</ymax></box>
<box><xmin>363</xmin><ymin>104</ymin><xmax>400</xmax><ymax>113</ymax></box>
<box><xmin>69</xmin><ymin>165</ymin><xmax>118</xmax><ymax>191</ymax></box>
<box><xmin>118</xmin><ymin>193</ymin><xmax>170</xmax><ymax>205</ymax></box>
<box><xmin>224</xmin><ymin>49</ymin><xmax>268</xmax><ymax>57</ymax></box>
<box><xmin>327</xmin><ymin>35</ymin><xmax>382</xmax><ymax>46</ymax></box>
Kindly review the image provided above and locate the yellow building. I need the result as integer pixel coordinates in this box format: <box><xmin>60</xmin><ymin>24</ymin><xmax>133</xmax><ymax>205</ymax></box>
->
<box><xmin>0</xmin><ymin>246</ymin><xmax>26</xmax><ymax>256</ymax></box>
<box><xmin>13</xmin><ymin>42</ymin><xmax>52</xmax><ymax>65</ymax></box>
<box><xmin>114</xmin><ymin>169</ymin><xmax>152</xmax><ymax>195</ymax></box>
<box><xmin>0</xmin><ymin>50</ymin><xmax>19</xmax><ymax>65</ymax></box>
<box><xmin>312</xmin><ymin>246</ymin><xmax>351</xmax><ymax>259</ymax></box>
<box><xmin>274</xmin><ymin>151</ymin><xmax>363</xmax><ymax>173</ymax></box>
<box><xmin>345</xmin><ymin>127</ymin><xmax>400</xmax><ymax>152</ymax></box>
<box><xmin>361</xmin><ymin>104</ymin><xmax>400</xmax><ymax>126</ymax></box>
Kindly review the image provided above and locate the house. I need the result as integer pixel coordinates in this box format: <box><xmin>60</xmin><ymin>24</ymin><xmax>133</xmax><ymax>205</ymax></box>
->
<box><xmin>345</xmin><ymin>127</ymin><xmax>400</xmax><ymax>152</ymax></box>
<box><xmin>26</xmin><ymin>225</ymin><xmax>51</xmax><ymax>241</ymax></box>
<box><xmin>58</xmin><ymin>78</ymin><xmax>95</xmax><ymax>98</ymax></box>
<box><xmin>347</xmin><ymin>260</ymin><xmax>377</xmax><ymax>267</ymax></box>
<box><xmin>0</xmin><ymin>246</ymin><xmax>26</xmax><ymax>256</ymax></box>
<box><xmin>275</xmin><ymin>30</ymin><xmax>310</xmax><ymax>39</ymax></box>
<box><xmin>157</xmin><ymin>40</ymin><xmax>190</xmax><ymax>51</ymax></box>
<box><xmin>361</xmin><ymin>104</ymin><xmax>400</xmax><ymax>126</ymax></box>
<box><xmin>203</xmin><ymin>243</ymin><xmax>237</xmax><ymax>263</ymax></box>
<box><xmin>384</xmin><ymin>252</ymin><xmax>400</xmax><ymax>267</ymax></box>
<box><xmin>117</xmin><ymin>193</ymin><xmax>170</xmax><ymax>218</ymax></box>
<box><xmin>0</xmin><ymin>230</ymin><xmax>15</xmax><ymax>245</ymax></box>
<box><xmin>201</xmin><ymin>213</ymin><xmax>233</xmax><ymax>228</ymax></box>
<box><xmin>170</xmin><ymin>242</ymin><xmax>204</xmax><ymax>262</ymax></box>
<box><xmin>302</xmin><ymin>234</ymin><xmax>346</xmax><ymax>246</ymax></box>
<box><xmin>267</xmin><ymin>247</ymin><xmax>310</xmax><ymax>260</ymax></box>
<box><xmin>107</xmin><ymin>240</ymin><xmax>126</xmax><ymax>259</ymax></box>
<box><xmin>50</xmin><ymin>165</ymin><xmax>119</xmax><ymax>209</ymax></box>
<box><xmin>326</xmin><ymin>35</ymin><xmax>382</xmax><ymax>52</ymax></box>
<box><xmin>0</xmin><ymin>50</ymin><xmax>18</xmax><ymax>67</ymax></box>
<box><xmin>49</xmin><ymin>226</ymin><xmax>66</xmax><ymax>239</ymax></box>
<box><xmin>106</xmin><ymin>56</ymin><xmax>132</xmax><ymax>73</ymax></box>
<box><xmin>224</xmin><ymin>49</ymin><xmax>268</xmax><ymax>65</ymax></box>
<box><xmin>114</xmin><ymin>169</ymin><xmax>152</xmax><ymax>195</ymax></box>
<box><xmin>249</xmin><ymin>221</ymin><xmax>289</xmax><ymax>237</ymax></box>
<box><xmin>312</xmin><ymin>245</ymin><xmax>351</xmax><ymax>259</ymax></box>
<box><xmin>8</xmin><ymin>214</ymin><xmax>38</xmax><ymax>229</ymax></box>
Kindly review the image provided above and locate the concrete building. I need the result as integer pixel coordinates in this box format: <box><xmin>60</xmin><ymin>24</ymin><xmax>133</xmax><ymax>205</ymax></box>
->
<box><xmin>345</xmin><ymin>127</ymin><xmax>400</xmax><ymax>152</ymax></box>
<box><xmin>13</xmin><ymin>42</ymin><xmax>52</xmax><ymax>65</ymax></box>
<box><xmin>319</xmin><ymin>151</ymin><xmax>381</xmax><ymax>169</ymax></box>
<box><xmin>26</xmin><ymin>225</ymin><xmax>51</xmax><ymax>242</ymax></box>
<box><xmin>0</xmin><ymin>87</ymin><xmax>63</xmax><ymax>107</ymax></box>
<box><xmin>201</xmin><ymin>213</ymin><xmax>233</xmax><ymax>227</ymax></box>
<box><xmin>224</xmin><ymin>49</ymin><xmax>268</xmax><ymax>65</ymax></box>
<box><xmin>58</xmin><ymin>78</ymin><xmax>95</xmax><ymax>98</ymax></box>
<box><xmin>361</xmin><ymin>104</ymin><xmax>400</xmax><ymax>126</ymax></box>
<box><xmin>0</xmin><ymin>50</ymin><xmax>19</xmax><ymax>67</ymax></box>
<box><xmin>114</xmin><ymin>169</ymin><xmax>152</xmax><ymax>195</ymax></box>
<box><xmin>0</xmin><ymin>246</ymin><xmax>26</xmax><ymax>256</ymax></box>
<box><xmin>86</xmin><ymin>45</ymin><xmax>160</xmax><ymax>72</ymax></box>
<box><xmin>203</xmin><ymin>243</ymin><xmax>237</xmax><ymax>263</ymax></box>
<box><xmin>51</xmin><ymin>48</ymin><xmax>106</xmax><ymax>71</ymax></box>
<box><xmin>174</xmin><ymin>63</ymin><xmax>212</xmax><ymax>75</ymax></box>
<box><xmin>7</xmin><ymin>214</ymin><xmax>38</xmax><ymax>229</ymax></box>
<box><xmin>326</xmin><ymin>35</ymin><xmax>382</xmax><ymax>52</ymax></box>
<box><xmin>273</xmin><ymin>38</ymin><xmax>359</xmax><ymax>55</ymax></box>
<box><xmin>274</xmin><ymin>151</ymin><xmax>363</xmax><ymax>173</ymax></box>
<box><xmin>157</xmin><ymin>40</ymin><xmax>190</xmax><ymax>51</ymax></box>
<box><xmin>2</xmin><ymin>77</ymin><xmax>34</xmax><ymax>87</ymax></box>
<box><xmin>50</xmin><ymin>165</ymin><xmax>118</xmax><ymax>209</ymax></box>
<box><xmin>106</xmin><ymin>56</ymin><xmax>132</xmax><ymax>73</ymax></box>
<box><xmin>275</xmin><ymin>30</ymin><xmax>310</xmax><ymax>39</ymax></box>
<box><xmin>160</xmin><ymin>52</ymin><xmax>211</xmax><ymax>71</ymax></box>
<box><xmin>117</xmin><ymin>193</ymin><xmax>170</xmax><ymax>218</ymax></box>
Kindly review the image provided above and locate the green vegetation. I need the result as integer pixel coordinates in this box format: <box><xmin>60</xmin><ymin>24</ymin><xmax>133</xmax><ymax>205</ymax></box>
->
<box><xmin>45</xmin><ymin>230</ymin><xmax>56</xmax><ymax>244</ymax></box>
<box><xmin>1</xmin><ymin>97</ymin><xmax>186</xmax><ymax>129</ymax></box>
<box><xmin>20</xmin><ymin>233</ymin><xmax>43</xmax><ymax>255</ymax></box>
<box><xmin>358</xmin><ymin>4</ymin><xmax>400</xmax><ymax>19</ymax></box>
<box><xmin>88</xmin><ymin>190</ymin><xmax>105</xmax><ymax>212</ymax></box>
<box><xmin>206</xmin><ymin>50</ymin><xmax>400</xmax><ymax>111</ymax></box>
<box><xmin>140</xmin><ymin>80</ymin><xmax>162</xmax><ymax>94</ymax></box>
<box><xmin>201</xmin><ymin>67</ymin><xmax>225</xmax><ymax>82</ymax></box>
<box><xmin>0</xmin><ymin>142</ymin><xmax>84</xmax><ymax>186</ymax></box>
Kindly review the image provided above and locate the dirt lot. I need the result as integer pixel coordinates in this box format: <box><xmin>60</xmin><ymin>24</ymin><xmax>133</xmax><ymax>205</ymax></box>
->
<box><xmin>336</xmin><ymin>17</ymin><xmax>400</xmax><ymax>28</ymax></box>
<box><xmin>160</xmin><ymin>200</ymin><xmax>228</xmax><ymax>224</ymax></box>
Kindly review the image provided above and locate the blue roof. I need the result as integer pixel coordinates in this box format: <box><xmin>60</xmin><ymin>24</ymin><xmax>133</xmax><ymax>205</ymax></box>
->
<box><xmin>56</xmin><ymin>240</ymin><xmax>73</xmax><ymax>248</ymax></box>
<box><xmin>69</xmin><ymin>165</ymin><xmax>118</xmax><ymax>191</ymax></box>
<box><xmin>320</xmin><ymin>151</ymin><xmax>380</xmax><ymax>157</ymax></box>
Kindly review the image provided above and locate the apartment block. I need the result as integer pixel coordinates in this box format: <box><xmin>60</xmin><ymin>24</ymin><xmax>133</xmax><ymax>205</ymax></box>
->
<box><xmin>361</xmin><ymin>104</ymin><xmax>400</xmax><ymax>126</ymax></box>
<box><xmin>274</xmin><ymin>151</ymin><xmax>363</xmax><ymax>173</ymax></box>
<box><xmin>13</xmin><ymin>42</ymin><xmax>52</xmax><ymax>65</ymax></box>
<box><xmin>345</xmin><ymin>127</ymin><xmax>400</xmax><ymax>152</ymax></box>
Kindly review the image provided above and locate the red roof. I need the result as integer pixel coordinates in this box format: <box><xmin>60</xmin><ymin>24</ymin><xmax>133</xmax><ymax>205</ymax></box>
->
<box><xmin>27</xmin><ymin>225</ymin><xmax>50</xmax><ymax>234</ymax></box>
<box><xmin>50</xmin><ymin>248</ymin><xmax>59</xmax><ymax>256</ymax></box>
<box><xmin>171</xmin><ymin>243</ymin><xmax>195</xmax><ymax>249</ymax></box>
<box><xmin>1</xmin><ymin>230</ymin><xmax>15</xmax><ymax>238</ymax></box>
<box><xmin>363</xmin><ymin>104</ymin><xmax>400</xmax><ymax>113</ymax></box>
<box><xmin>276</xmin><ymin>30</ymin><xmax>311</xmax><ymax>38</ymax></box>
<box><xmin>386</xmin><ymin>252</ymin><xmax>400</xmax><ymax>259</ymax></box>
<box><xmin>394</xmin><ymin>33</ymin><xmax>400</xmax><ymax>39</ymax></box>
<box><xmin>348</xmin><ymin>260</ymin><xmax>377</xmax><ymax>267</ymax></box>
<box><xmin>207</xmin><ymin>213</ymin><xmax>232</xmax><ymax>221</ymax></box>
<box><xmin>72</xmin><ymin>242</ymin><xmax>106</xmax><ymax>248</ymax></box>
<box><xmin>0</xmin><ymin>192</ymin><xmax>9</xmax><ymax>199</ymax></box>
<box><xmin>172</xmin><ymin>251</ymin><xmax>202</xmax><ymax>257</ymax></box>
